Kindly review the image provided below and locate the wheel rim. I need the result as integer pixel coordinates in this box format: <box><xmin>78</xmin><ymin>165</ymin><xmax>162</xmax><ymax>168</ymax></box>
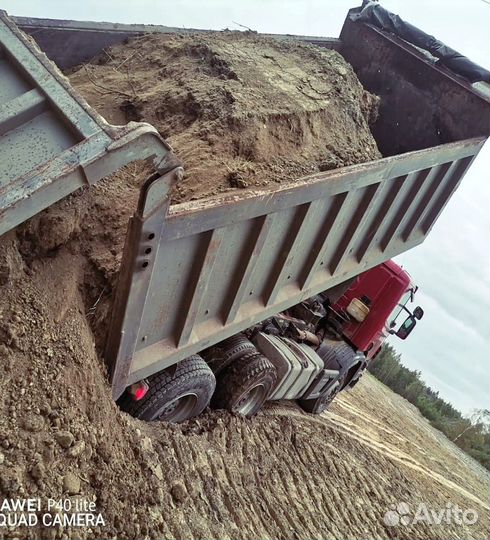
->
<box><xmin>155</xmin><ymin>392</ymin><xmax>199</xmax><ymax>422</ymax></box>
<box><xmin>320</xmin><ymin>381</ymin><xmax>341</xmax><ymax>409</ymax></box>
<box><xmin>233</xmin><ymin>383</ymin><xmax>268</xmax><ymax>416</ymax></box>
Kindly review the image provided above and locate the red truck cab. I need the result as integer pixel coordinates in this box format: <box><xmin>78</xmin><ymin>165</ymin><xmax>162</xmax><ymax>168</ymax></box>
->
<box><xmin>332</xmin><ymin>260</ymin><xmax>423</xmax><ymax>360</ymax></box>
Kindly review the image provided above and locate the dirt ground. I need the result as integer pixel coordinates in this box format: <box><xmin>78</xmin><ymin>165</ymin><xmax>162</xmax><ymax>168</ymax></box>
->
<box><xmin>68</xmin><ymin>31</ymin><xmax>381</xmax><ymax>203</ymax></box>
<box><xmin>0</xmin><ymin>225</ymin><xmax>488</xmax><ymax>539</ymax></box>
<box><xmin>1</xmin><ymin>305</ymin><xmax>489</xmax><ymax>540</ymax></box>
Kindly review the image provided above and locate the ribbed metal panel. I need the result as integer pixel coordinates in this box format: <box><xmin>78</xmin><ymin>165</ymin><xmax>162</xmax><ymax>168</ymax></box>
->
<box><xmin>105</xmin><ymin>137</ymin><xmax>485</xmax><ymax>396</ymax></box>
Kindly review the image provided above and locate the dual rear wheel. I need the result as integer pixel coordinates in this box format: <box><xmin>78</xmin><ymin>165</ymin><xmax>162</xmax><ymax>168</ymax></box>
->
<box><xmin>121</xmin><ymin>336</ymin><xmax>357</xmax><ymax>423</ymax></box>
<box><xmin>212</xmin><ymin>353</ymin><xmax>276</xmax><ymax>416</ymax></box>
<box><xmin>120</xmin><ymin>338</ymin><xmax>277</xmax><ymax>423</ymax></box>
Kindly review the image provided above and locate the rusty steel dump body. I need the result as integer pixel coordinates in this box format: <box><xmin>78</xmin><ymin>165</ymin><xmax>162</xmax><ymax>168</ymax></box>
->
<box><xmin>1</xmin><ymin>8</ymin><xmax>488</xmax><ymax>398</ymax></box>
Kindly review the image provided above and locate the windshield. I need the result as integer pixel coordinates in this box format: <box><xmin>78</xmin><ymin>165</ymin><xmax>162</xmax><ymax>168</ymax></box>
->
<box><xmin>389</xmin><ymin>290</ymin><xmax>412</xmax><ymax>326</ymax></box>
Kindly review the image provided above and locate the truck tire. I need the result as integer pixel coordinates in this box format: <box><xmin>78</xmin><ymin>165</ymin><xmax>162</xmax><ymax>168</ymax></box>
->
<box><xmin>204</xmin><ymin>334</ymin><xmax>257</xmax><ymax>376</ymax></box>
<box><xmin>298</xmin><ymin>375</ymin><xmax>345</xmax><ymax>414</ymax></box>
<box><xmin>298</xmin><ymin>339</ymin><xmax>356</xmax><ymax>414</ymax></box>
<box><xmin>316</xmin><ymin>338</ymin><xmax>357</xmax><ymax>372</ymax></box>
<box><xmin>120</xmin><ymin>355</ymin><xmax>216</xmax><ymax>423</ymax></box>
<box><xmin>212</xmin><ymin>353</ymin><xmax>277</xmax><ymax>417</ymax></box>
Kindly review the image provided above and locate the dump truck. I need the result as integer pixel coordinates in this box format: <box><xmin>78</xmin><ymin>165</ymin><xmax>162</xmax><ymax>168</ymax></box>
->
<box><xmin>197</xmin><ymin>258</ymin><xmax>425</xmax><ymax>419</ymax></box>
<box><xmin>0</xmin><ymin>4</ymin><xmax>488</xmax><ymax>422</ymax></box>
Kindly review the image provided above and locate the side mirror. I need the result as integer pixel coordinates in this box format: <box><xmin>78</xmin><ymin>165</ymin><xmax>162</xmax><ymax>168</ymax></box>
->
<box><xmin>413</xmin><ymin>306</ymin><xmax>424</xmax><ymax>320</ymax></box>
<box><xmin>396</xmin><ymin>315</ymin><xmax>416</xmax><ymax>340</ymax></box>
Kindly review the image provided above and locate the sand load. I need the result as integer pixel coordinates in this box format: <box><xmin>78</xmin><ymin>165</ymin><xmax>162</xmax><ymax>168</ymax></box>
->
<box><xmin>69</xmin><ymin>31</ymin><xmax>381</xmax><ymax>202</ymax></box>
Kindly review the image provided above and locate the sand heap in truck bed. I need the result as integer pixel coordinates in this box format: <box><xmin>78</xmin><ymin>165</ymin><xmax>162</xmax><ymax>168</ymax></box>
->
<box><xmin>70</xmin><ymin>31</ymin><xmax>381</xmax><ymax>203</ymax></box>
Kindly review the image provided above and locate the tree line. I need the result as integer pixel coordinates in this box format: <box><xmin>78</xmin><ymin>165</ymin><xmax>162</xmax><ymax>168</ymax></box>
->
<box><xmin>367</xmin><ymin>344</ymin><xmax>490</xmax><ymax>470</ymax></box>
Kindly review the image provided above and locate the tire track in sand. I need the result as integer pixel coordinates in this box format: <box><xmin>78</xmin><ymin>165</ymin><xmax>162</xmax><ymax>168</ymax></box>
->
<box><xmin>262</xmin><ymin>402</ymin><xmax>489</xmax><ymax>512</ymax></box>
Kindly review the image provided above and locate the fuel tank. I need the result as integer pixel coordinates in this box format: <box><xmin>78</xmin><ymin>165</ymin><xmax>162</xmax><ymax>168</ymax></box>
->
<box><xmin>253</xmin><ymin>333</ymin><xmax>324</xmax><ymax>400</ymax></box>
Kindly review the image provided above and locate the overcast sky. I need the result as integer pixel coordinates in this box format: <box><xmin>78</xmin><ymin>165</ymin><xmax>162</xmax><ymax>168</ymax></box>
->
<box><xmin>3</xmin><ymin>0</ymin><xmax>488</xmax><ymax>414</ymax></box>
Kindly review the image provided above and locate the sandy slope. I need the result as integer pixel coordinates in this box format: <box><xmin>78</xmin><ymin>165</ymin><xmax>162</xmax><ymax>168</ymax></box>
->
<box><xmin>135</xmin><ymin>373</ymin><xmax>490</xmax><ymax>540</ymax></box>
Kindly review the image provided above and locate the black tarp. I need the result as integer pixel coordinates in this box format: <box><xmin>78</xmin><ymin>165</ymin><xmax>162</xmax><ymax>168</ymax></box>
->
<box><xmin>350</xmin><ymin>0</ymin><xmax>490</xmax><ymax>83</ymax></box>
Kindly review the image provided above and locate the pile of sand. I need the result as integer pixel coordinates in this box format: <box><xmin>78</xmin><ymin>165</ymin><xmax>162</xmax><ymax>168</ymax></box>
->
<box><xmin>69</xmin><ymin>31</ymin><xmax>381</xmax><ymax>203</ymax></box>
<box><xmin>0</xmin><ymin>33</ymin><xmax>488</xmax><ymax>540</ymax></box>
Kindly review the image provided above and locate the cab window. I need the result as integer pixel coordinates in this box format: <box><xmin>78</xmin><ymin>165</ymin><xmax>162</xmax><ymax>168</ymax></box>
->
<box><xmin>389</xmin><ymin>290</ymin><xmax>412</xmax><ymax>325</ymax></box>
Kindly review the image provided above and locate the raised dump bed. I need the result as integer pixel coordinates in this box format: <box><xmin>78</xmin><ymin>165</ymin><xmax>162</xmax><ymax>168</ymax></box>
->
<box><xmin>1</xmin><ymin>7</ymin><xmax>489</xmax><ymax>398</ymax></box>
<box><xmin>0</xmin><ymin>10</ymin><xmax>176</xmax><ymax>236</ymax></box>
